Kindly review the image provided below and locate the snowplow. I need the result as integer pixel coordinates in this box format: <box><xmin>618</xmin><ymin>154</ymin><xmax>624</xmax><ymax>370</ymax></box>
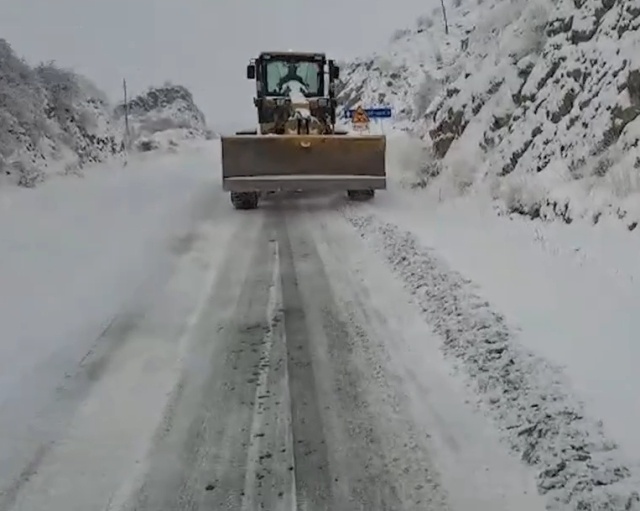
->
<box><xmin>220</xmin><ymin>51</ymin><xmax>386</xmax><ymax>209</ymax></box>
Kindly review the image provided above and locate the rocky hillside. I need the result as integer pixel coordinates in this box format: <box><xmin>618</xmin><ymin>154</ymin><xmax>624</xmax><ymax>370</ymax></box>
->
<box><xmin>0</xmin><ymin>39</ymin><xmax>121</xmax><ymax>187</ymax></box>
<box><xmin>339</xmin><ymin>0</ymin><xmax>640</xmax><ymax>227</ymax></box>
<box><xmin>114</xmin><ymin>84</ymin><xmax>212</xmax><ymax>153</ymax></box>
<box><xmin>0</xmin><ymin>38</ymin><xmax>212</xmax><ymax>188</ymax></box>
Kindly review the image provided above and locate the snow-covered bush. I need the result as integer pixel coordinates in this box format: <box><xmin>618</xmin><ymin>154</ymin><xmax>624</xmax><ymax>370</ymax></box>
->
<box><xmin>0</xmin><ymin>39</ymin><xmax>122</xmax><ymax>186</ymax></box>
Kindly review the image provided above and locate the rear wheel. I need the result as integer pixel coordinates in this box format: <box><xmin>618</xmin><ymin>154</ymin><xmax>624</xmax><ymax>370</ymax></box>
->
<box><xmin>231</xmin><ymin>191</ymin><xmax>259</xmax><ymax>210</ymax></box>
<box><xmin>347</xmin><ymin>189</ymin><xmax>375</xmax><ymax>201</ymax></box>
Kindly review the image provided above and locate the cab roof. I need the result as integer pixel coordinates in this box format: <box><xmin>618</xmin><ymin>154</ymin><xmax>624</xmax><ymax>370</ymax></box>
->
<box><xmin>259</xmin><ymin>51</ymin><xmax>326</xmax><ymax>59</ymax></box>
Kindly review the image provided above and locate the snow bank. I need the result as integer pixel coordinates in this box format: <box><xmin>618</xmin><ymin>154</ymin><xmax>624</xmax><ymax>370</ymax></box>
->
<box><xmin>342</xmin><ymin>201</ymin><xmax>640</xmax><ymax>511</ymax></box>
<box><xmin>339</xmin><ymin>0</ymin><xmax>640</xmax><ymax>227</ymax></box>
<box><xmin>0</xmin><ymin>143</ymin><xmax>224</xmax><ymax>505</ymax></box>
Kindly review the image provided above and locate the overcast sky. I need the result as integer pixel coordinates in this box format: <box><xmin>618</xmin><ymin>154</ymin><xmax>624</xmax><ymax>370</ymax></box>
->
<box><xmin>0</xmin><ymin>0</ymin><xmax>434</xmax><ymax>132</ymax></box>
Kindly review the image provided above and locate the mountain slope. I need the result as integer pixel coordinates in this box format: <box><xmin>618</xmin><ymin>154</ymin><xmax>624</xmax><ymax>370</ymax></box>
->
<box><xmin>339</xmin><ymin>0</ymin><xmax>640</xmax><ymax>227</ymax></box>
<box><xmin>1</xmin><ymin>39</ymin><xmax>212</xmax><ymax>188</ymax></box>
<box><xmin>0</xmin><ymin>39</ymin><xmax>121</xmax><ymax>187</ymax></box>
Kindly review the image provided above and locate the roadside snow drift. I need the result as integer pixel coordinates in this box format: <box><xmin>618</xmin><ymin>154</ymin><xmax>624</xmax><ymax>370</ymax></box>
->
<box><xmin>342</xmin><ymin>200</ymin><xmax>640</xmax><ymax>511</ymax></box>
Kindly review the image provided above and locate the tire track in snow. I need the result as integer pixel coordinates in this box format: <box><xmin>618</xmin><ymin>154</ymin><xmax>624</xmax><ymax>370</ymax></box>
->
<box><xmin>276</xmin><ymin>210</ymin><xmax>334</xmax><ymax>509</ymax></box>
<box><xmin>276</xmin><ymin>198</ymin><xmax>451</xmax><ymax>510</ymax></box>
<box><xmin>124</xmin><ymin>215</ymin><xmax>277</xmax><ymax>510</ymax></box>
<box><xmin>342</xmin><ymin>206</ymin><xmax>640</xmax><ymax>511</ymax></box>
<box><xmin>239</xmin><ymin>237</ymin><xmax>298</xmax><ymax>511</ymax></box>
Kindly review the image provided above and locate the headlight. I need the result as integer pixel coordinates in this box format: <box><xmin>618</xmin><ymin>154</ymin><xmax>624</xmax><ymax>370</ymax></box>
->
<box><xmin>317</xmin><ymin>98</ymin><xmax>329</xmax><ymax>107</ymax></box>
<box><xmin>276</xmin><ymin>97</ymin><xmax>291</xmax><ymax>106</ymax></box>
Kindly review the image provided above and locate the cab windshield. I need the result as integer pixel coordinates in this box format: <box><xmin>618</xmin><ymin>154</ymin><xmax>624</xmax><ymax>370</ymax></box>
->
<box><xmin>264</xmin><ymin>59</ymin><xmax>323</xmax><ymax>97</ymax></box>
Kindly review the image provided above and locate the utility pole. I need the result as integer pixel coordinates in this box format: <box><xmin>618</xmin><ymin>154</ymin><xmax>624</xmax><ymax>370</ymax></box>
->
<box><xmin>440</xmin><ymin>0</ymin><xmax>449</xmax><ymax>35</ymax></box>
<box><xmin>123</xmin><ymin>78</ymin><xmax>130</xmax><ymax>150</ymax></box>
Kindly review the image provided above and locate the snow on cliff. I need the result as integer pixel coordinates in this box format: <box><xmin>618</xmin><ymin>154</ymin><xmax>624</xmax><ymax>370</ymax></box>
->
<box><xmin>1</xmin><ymin>38</ymin><xmax>213</xmax><ymax>188</ymax></box>
<box><xmin>114</xmin><ymin>83</ymin><xmax>213</xmax><ymax>154</ymax></box>
<box><xmin>338</xmin><ymin>0</ymin><xmax>640</xmax><ymax>227</ymax></box>
<box><xmin>0</xmin><ymin>39</ymin><xmax>121</xmax><ymax>187</ymax></box>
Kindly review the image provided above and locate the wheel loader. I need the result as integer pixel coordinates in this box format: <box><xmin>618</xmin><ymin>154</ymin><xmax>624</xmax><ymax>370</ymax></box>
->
<box><xmin>220</xmin><ymin>51</ymin><xmax>386</xmax><ymax>209</ymax></box>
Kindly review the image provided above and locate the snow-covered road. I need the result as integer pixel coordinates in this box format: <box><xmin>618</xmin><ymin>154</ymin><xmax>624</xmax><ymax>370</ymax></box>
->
<box><xmin>0</xmin><ymin>142</ymin><xmax>638</xmax><ymax>511</ymax></box>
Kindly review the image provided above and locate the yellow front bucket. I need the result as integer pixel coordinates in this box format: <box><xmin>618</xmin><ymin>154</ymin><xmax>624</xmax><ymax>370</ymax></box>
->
<box><xmin>221</xmin><ymin>134</ymin><xmax>386</xmax><ymax>192</ymax></box>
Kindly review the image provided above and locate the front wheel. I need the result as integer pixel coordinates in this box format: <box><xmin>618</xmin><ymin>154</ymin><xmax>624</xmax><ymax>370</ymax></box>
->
<box><xmin>347</xmin><ymin>189</ymin><xmax>375</xmax><ymax>201</ymax></box>
<box><xmin>231</xmin><ymin>191</ymin><xmax>259</xmax><ymax>210</ymax></box>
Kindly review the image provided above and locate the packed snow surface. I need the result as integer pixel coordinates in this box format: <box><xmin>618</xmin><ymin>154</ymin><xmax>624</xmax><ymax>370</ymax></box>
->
<box><xmin>0</xmin><ymin>141</ymin><xmax>544</xmax><ymax>510</ymax></box>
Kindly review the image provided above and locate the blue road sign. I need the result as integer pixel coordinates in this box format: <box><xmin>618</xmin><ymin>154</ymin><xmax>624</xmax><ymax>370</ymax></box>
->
<box><xmin>367</xmin><ymin>107</ymin><xmax>392</xmax><ymax>119</ymax></box>
<box><xmin>344</xmin><ymin>107</ymin><xmax>392</xmax><ymax>119</ymax></box>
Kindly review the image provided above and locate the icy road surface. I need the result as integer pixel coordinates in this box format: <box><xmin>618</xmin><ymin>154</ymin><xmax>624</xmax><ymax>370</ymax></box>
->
<box><xmin>2</xmin><ymin>141</ymin><xmax>622</xmax><ymax>511</ymax></box>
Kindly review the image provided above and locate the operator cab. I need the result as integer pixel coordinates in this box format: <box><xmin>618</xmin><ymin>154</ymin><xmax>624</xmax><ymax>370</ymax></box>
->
<box><xmin>246</xmin><ymin>52</ymin><xmax>340</xmax><ymax>99</ymax></box>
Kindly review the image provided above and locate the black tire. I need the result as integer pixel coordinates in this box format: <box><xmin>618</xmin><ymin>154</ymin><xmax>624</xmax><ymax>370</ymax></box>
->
<box><xmin>231</xmin><ymin>191</ymin><xmax>259</xmax><ymax>210</ymax></box>
<box><xmin>347</xmin><ymin>189</ymin><xmax>375</xmax><ymax>201</ymax></box>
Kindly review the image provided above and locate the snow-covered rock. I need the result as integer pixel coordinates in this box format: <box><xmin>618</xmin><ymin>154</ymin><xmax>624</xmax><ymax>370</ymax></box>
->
<box><xmin>339</xmin><ymin>0</ymin><xmax>640</xmax><ymax>227</ymax></box>
<box><xmin>0</xmin><ymin>39</ymin><xmax>122</xmax><ymax>187</ymax></box>
<box><xmin>114</xmin><ymin>83</ymin><xmax>214</xmax><ymax>154</ymax></box>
